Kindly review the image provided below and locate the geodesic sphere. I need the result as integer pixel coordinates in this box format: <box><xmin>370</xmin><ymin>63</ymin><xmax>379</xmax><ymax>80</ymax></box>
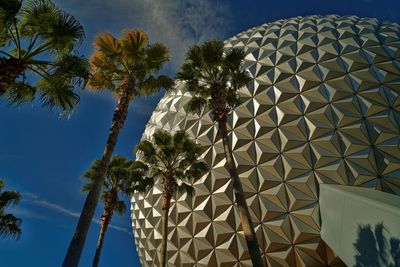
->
<box><xmin>131</xmin><ymin>15</ymin><xmax>400</xmax><ymax>267</ymax></box>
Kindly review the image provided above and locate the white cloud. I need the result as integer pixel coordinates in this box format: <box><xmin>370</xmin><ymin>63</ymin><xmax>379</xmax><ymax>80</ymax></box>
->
<box><xmin>56</xmin><ymin>0</ymin><xmax>232</xmax><ymax>70</ymax></box>
<box><xmin>22</xmin><ymin>192</ymin><xmax>132</xmax><ymax>235</ymax></box>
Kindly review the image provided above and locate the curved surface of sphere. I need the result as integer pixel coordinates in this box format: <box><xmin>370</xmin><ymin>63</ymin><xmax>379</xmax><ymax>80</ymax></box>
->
<box><xmin>131</xmin><ymin>15</ymin><xmax>400</xmax><ymax>266</ymax></box>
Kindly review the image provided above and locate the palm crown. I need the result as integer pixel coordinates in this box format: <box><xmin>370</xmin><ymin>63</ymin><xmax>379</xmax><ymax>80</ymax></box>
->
<box><xmin>82</xmin><ymin>156</ymin><xmax>153</xmax><ymax>214</ymax></box>
<box><xmin>0</xmin><ymin>0</ymin><xmax>90</xmax><ymax>110</ymax></box>
<box><xmin>176</xmin><ymin>40</ymin><xmax>251</xmax><ymax>122</ymax></box>
<box><xmin>0</xmin><ymin>179</ymin><xmax>22</xmax><ymax>239</ymax></box>
<box><xmin>136</xmin><ymin>129</ymin><xmax>209</xmax><ymax>197</ymax></box>
<box><xmin>88</xmin><ymin>30</ymin><xmax>173</xmax><ymax>99</ymax></box>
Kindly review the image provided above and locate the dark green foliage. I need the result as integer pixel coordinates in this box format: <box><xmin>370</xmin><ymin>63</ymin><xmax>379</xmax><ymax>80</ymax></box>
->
<box><xmin>0</xmin><ymin>0</ymin><xmax>90</xmax><ymax>111</ymax></box>
<box><xmin>82</xmin><ymin>155</ymin><xmax>153</xmax><ymax>206</ymax></box>
<box><xmin>135</xmin><ymin>129</ymin><xmax>209</xmax><ymax>198</ymax></box>
<box><xmin>176</xmin><ymin>40</ymin><xmax>251</xmax><ymax>117</ymax></box>
<box><xmin>0</xmin><ymin>179</ymin><xmax>22</xmax><ymax>240</ymax></box>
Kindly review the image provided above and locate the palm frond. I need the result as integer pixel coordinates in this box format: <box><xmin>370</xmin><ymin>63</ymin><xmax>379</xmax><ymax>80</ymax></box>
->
<box><xmin>20</xmin><ymin>0</ymin><xmax>58</xmax><ymax>37</ymax></box>
<box><xmin>44</xmin><ymin>10</ymin><xmax>84</xmax><ymax>53</ymax></box>
<box><xmin>175</xmin><ymin>182</ymin><xmax>194</xmax><ymax>196</ymax></box>
<box><xmin>137</xmin><ymin>75</ymin><xmax>174</xmax><ymax>96</ymax></box>
<box><xmin>0</xmin><ymin>0</ymin><xmax>22</xmax><ymax>44</ymax></box>
<box><xmin>0</xmin><ymin>213</ymin><xmax>22</xmax><ymax>239</ymax></box>
<box><xmin>172</xmin><ymin>130</ymin><xmax>188</xmax><ymax>149</ymax></box>
<box><xmin>187</xmin><ymin>96</ymin><xmax>207</xmax><ymax>115</ymax></box>
<box><xmin>36</xmin><ymin>75</ymin><xmax>79</xmax><ymax>110</ymax></box>
<box><xmin>145</xmin><ymin>43</ymin><xmax>169</xmax><ymax>72</ymax></box>
<box><xmin>153</xmin><ymin>129</ymin><xmax>172</xmax><ymax>147</ymax></box>
<box><xmin>135</xmin><ymin>141</ymin><xmax>157</xmax><ymax>164</ymax></box>
<box><xmin>50</xmin><ymin>54</ymin><xmax>91</xmax><ymax>87</ymax></box>
<box><xmin>5</xmin><ymin>81</ymin><xmax>36</xmax><ymax>106</ymax></box>
<box><xmin>230</xmin><ymin>70</ymin><xmax>251</xmax><ymax>90</ymax></box>
<box><xmin>121</xmin><ymin>29</ymin><xmax>148</xmax><ymax>60</ymax></box>
<box><xmin>224</xmin><ymin>48</ymin><xmax>247</xmax><ymax>70</ymax></box>
<box><xmin>226</xmin><ymin>88</ymin><xmax>241</xmax><ymax>109</ymax></box>
<box><xmin>0</xmin><ymin>190</ymin><xmax>21</xmax><ymax>210</ymax></box>
<box><xmin>114</xmin><ymin>200</ymin><xmax>126</xmax><ymax>215</ymax></box>
<box><xmin>94</xmin><ymin>32</ymin><xmax>122</xmax><ymax>58</ymax></box>
<box><xmin>186</xmin><ymin>161</ymin><xmax>209</xmax><ymax>182</ymax></box>
<box><xmin>201</xmin><ymin>40</ymin><xmax>224</xmax><ymax>67</ymax></box>
<box><xmin>186</xmin><ymin>45</ymin><xmax>203</xmax><ymax>68</ymax></box>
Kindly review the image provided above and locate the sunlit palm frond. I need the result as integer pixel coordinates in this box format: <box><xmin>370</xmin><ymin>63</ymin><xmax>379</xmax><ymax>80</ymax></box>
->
<box><xmin>121</xmin><ymin>29</ymin><xmax>148</xmax><ymax>61</ymax></box>
<box><xmin>94</xmin><ymin>32</ymin><xmax>122</xmax><ymax>59</ymax></box>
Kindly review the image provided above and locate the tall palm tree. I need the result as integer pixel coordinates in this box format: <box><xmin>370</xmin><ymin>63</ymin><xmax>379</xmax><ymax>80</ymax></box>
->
<box><xmin>176</xmin><ymin>40</ymin><xmax>265</xmax><ymax>266</ymax></box>
<box><xmin>0</xmin><ymin>179</ymin><xmax>22</xmax><ymax>239</ymax></box>
<box><xmin>136</xmin><ymin>129</ymin><xmax>209</xmax><ymax>267</ymax></box>
<box><xmin>0</xmin><ymin>0</ymin><xmax>90</xmax><ymax>110</ymax></box>
<box><xmin>82</xmin><ymin>156</ymin><xmax>153</xmax><ymax>267</ymax></box>
<box><xmin>63</xmin><ymin>30</ymin><xmax>173</xmax><ymax>267</ymax></box>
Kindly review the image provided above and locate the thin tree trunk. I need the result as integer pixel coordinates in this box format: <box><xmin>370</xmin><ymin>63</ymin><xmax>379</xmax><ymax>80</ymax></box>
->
<box><xmin>218</xmin><ymin>120</ymin><xmax>265</xmax><ymax>267</ymax></box>
<box><xmin>0</xmin><ymin>57</ymin><xmax>26</xmax><ymax>95</ymax></box>
<box><xmin>160</xmin><ymin>176</ymin><xmax>172</xmax><ymax>267</ymax></box>
<box><xmin>92</xmin><ymin>196</ymin><xmax>115</xmax><ymax>267</ymax></box>
<box><xmin>63</xmin><ymin>79</ymin><xmax>134</xmax><ymax>267</ymax></box>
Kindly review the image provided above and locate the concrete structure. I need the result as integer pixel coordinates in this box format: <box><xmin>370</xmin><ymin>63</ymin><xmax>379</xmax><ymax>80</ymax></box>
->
<box><xmin>131</xmin><ymin>15</ymin><xmax>400</xmax><ymax>266</ymax></box>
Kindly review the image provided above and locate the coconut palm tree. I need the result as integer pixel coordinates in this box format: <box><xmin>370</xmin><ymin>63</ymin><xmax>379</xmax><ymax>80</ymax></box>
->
<box><xmin>136</xmin><ymin>129</ymin><xmax>209</xmax><ymax>267</ymax></box>
<box><xmin>0</xmin><ymin>0</ymin><xmax>90</xmax><ymax>110</ymax></box>
<box><xmin>176</xmin><ymin>40</ymin><xmax>265</xmax><ymax>266</ymax></box>
<box><xmin>63</xmin><ymin>30</ymin><xmax>173</xmax><ymax>267</ymax></box>
<box><xmin>82</xmin><ymin>156</ymin><xmax>152</xmax><ymax>267</ymax></box>
<box><xmin>0</xmin><ymin>179</ymin><xmax>22</xmax><ymax>239</ymax></box>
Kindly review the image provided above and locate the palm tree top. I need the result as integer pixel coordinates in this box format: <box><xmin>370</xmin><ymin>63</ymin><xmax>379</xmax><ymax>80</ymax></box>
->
<box><xmin>0</xmin><ymin>0</ymin><xmax>90</xmax><ymax>111</ymax></box>
<box><xmin>82</xmin><ymin>156</ymin><xmax>153</xmax><ymax>202</ymax></box>
<box><xmin>88</xmin><ymin>29</ymin><xmax>174</xmax><ymax>98</ymax></box>
<box><xmin>136</xmin><ymin>129</ymin><xmax>209</xmax><ymax>195</ymax></box>
<box><xmin>176</xmin><ymin>40</ymin><xmax>251</xmax><ymax>118</ymax></box>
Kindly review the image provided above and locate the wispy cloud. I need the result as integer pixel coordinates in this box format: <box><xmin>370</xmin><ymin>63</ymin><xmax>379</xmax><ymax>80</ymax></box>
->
<box><xmin>21</xmin><ymin>192</ymin><xmax>132</xmax><ymax>234</ymax></box>
<box><xmin>56</xmin><ymin>0</ymin><xmax>232</xmax><ymax>70</ymax></box>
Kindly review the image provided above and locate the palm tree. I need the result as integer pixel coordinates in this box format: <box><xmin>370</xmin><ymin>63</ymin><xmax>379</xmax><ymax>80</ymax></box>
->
<box><xmin>176</xmin><ymin>40</ymin><xmax>265</xmax><ymax>266</ymax></box>
<box><xmin>0</xmin><ymin>0</ymin><xmax>90</xmax><ymax>111</ymax></box>
<box><xmin>63</xmin><ymin>30</ymin><xmax>173</xmax><ymax>267</ymax></box>
<box><xmin>0</xmin><ymin>179</ymin><xmax>22</xmax><ymax>239</ymax></box>
<box><xmin>136</xmin><ymin>129</ymin><xmax>209</xmax><ymax>267</ymax></box>
<box><xmin>82</xmin><ymin>156</ymin><xmax>153</xmax><ymax>267</ymax></box>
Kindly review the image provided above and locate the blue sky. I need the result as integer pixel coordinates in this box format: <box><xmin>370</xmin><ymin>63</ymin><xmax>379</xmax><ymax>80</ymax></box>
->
<box><xmin>1</xmin><ymin>0</ymin><xmax>399</xmax><ymax>266</ymax></box>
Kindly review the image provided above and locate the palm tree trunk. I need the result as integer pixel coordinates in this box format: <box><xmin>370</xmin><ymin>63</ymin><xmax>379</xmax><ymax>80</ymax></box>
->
<box><xmin>160</xmin><ymin>176</ymin><xmax>172</xmax><ymax>267</ymax></box>
<box><xmin>63</xmin><ymin>78</ymin><xmax>134</xmax><ymax>267</ymax></box>
<box><xmin>218</xmin><ymin>120</ymin><xmax>265</xmax><ymax>267</ymax></box>
<box><xmin>92</xmin><ymin>195</ymin><xmax>115</xmax><ymax>267</ymax></box>
<box><xmin>0</xmin><ymin>57</ymin><xmax>26</xmax><ymax>95</ymax></box>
